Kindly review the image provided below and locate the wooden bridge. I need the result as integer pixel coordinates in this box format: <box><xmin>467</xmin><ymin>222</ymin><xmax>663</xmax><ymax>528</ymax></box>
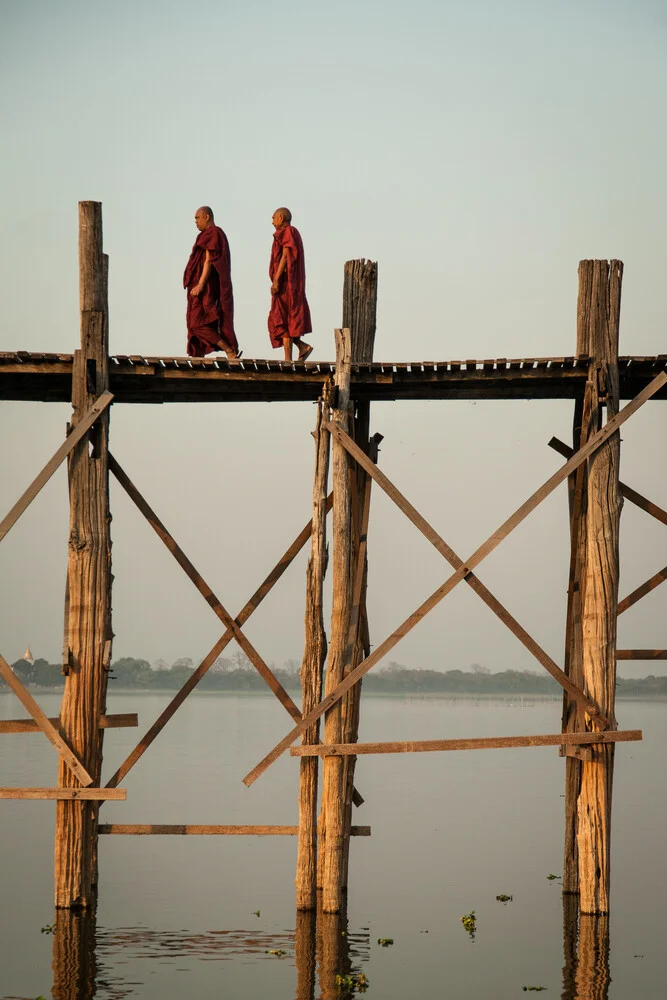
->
<box><xmin>1</xmin><ymin>202</ymin><xmax>663</xmax><ymax>933</ymax></box>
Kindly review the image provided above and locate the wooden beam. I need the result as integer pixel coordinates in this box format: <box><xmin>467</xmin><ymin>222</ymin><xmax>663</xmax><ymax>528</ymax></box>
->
<box><xmin>0</xmin><ymin>390</ymin><xmax>113</xmax><ymax>545</ymax></box>
<box><xmin>563</xmin><ymin>745</ymin><xmax>593</xmax><ymax>762</ymax></box>
<box><xmin>326</xmin><ymin>421</ymin><xmax>606</xmax><ymax>727</ymax></box>
<box><xmin>0</xmin><ymin>713</ymin><xmax>138</xmax><ymax>734</ymax></box>
<box><xmin>98</xmin><ymin>824</ymin><xmax>371</xmax><ymax>836</ymax></box>
<box><xmin>549</xmin><ymin>436</ymin><xmax>667</xmax><ymax>527</ymax></box>
<box><xmin>618</xmin><ymin>566</ymin><xmax>667</xmax><ymax>615</ymax></box>
<box><xmin>0</xmin><ymin>787</ymin><xmax>126</xmax><ymax>800</ymax></box>
<box><xmin>243</xmin><ymin>373</ymin><xmax>665</xmax><ymax>790</ymax></box>
<box><xmin>290</xmin><ymin>730</ymin><xmax>642</xmax><ymax>756</ymax></box>
<box><xmin>616</xmin><ymin>649</ymin><xmax>667</xmax><ymax>659</ymax></box>
<box><xmin>0</xmin><ymin>654</ymin><xmax>93</xmax><ymax>785</ymax></box>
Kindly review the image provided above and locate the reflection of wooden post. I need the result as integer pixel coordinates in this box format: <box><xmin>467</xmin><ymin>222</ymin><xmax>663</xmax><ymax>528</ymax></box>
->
<box><xmin>296</xmin><ymin>386</ymin><xmax>333</xmax><ymax>910</ymax></box>
<box><xmin>55</xmin><ymin>202</ymin><xmax>113</xmax><ymax>909</ymax></box>
<box><xmin>575</xmin><ymin>915</ymin><xmax>611</xmax><ymax>999</ymax></box>
<box><xmin>575</xmin><ymin>260</ymin><xmax>623</xmax><ymax>915</ymax></box>
<box><xmin>52</xmin><ymin>908</ymin><xmax>97</xmax><ymax>1000</ymax></box>
<box><xmin>561</xmin><ymin>892</ymin><xmax>579</xmax><ymax>998</ymax></box>
<box><xmin>340</xmin><ymin>260</ymin><xmax>377</xmax><ymax>891</ymax></box>
<box><xmin>295</xmin><ymin>909</ymin><xmax>317</xmax><ymax>1000</ymax></box>
<box><xmin>320</xmin><ymin>327</ymin><xmax>353</xmax><ymax>914</ymax></box>
<box><xmin>317</xmin><ymin>909</ymin><xmax>351</xmax><ymax>1000</ymax></box>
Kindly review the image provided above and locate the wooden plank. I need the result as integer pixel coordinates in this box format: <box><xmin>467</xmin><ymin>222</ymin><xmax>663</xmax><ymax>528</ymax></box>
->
<box><xmin>325</xmin><ymin>421</ymin><xmax>608</xmax><ymax>728</ymax></box>
<box><xmin>562</xmin><ymin>745</ymin><xmax>593</xmax><ymax>762</ymax></box>
<box><xmin>104</xmin><ymin>490</ymin><xmax>335</xmax><ymax>789</ymax></box>
<box><xmin>616</xmin><ymin>649</ymin><xmax>667</xmax><ymax>659</ymax></box>
<box><xmin>618</xmin><ymin>566</ymin><xmax>667</xmax><ymax>615</ymax></box>
<box><xmin>98</xmin><ymin>824</ymin><xmax>371</xmax><ymax>835</ymax></box>
<box><xmin>0</xmin><ymin>390</ymin><xmax>113</xmax><ymax>545</ymax></box>
<box><xmin>0</xmin><ymin>654</ymin><xmax>94</xmax><ymax>785</ymax></box>
<box><xmin>243</xmin><ymin>374</ymin><xmax>665</xmax><ymax>789</ymax></box>
<box><xmin>549</xmin><ymin>437</ymin><xmax>667</xmax><ymax>527</ymax></box>
<box><xmin>0</xmin><ymin>713</ymin><xmax>138</xmax><ymax>734</ymax></box>
<box><xmin>291</xmin><ymin>731</ymin><xmax>642</xmax><ymax>756</ymax></box>
<box><xmin>0</xmin><ymin>787</ymin><xmax>126</xmax><ymax>800</ymax></box>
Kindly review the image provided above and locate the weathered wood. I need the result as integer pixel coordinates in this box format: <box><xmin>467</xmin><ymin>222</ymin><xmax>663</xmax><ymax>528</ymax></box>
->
<box><xmin>0</xmin><ymin>654</ymin><xmax>93</xmax><ymax>784</ymax></box>
<box><xmin>563</xmin><ymin>745</ymin><xmax>594</xmax><ymax>762</ymax></box>
<box><xmin>55</xmin><ymin>202</ymin><xmax>113</xmax><ymax>910</ymax></box>
<box><xmin>98</xmin><ymin>824</ymin><xmax>371</xmax><ymax>835</ymax></box>
<box><xmin>290</xmin><ymin>730</ymin><xmax>641</xmax><ymax>756</ymax></box>
<box><xmin>321</xmin><ymin>327</ymin><xmax>353</xmax><ymax>913</ymax></box>
<box><xmin>338</xmin><ymin>260</ymin><xmax>377</xmax><ymax>895</ymax></box>
<box><xmin>618</xmin><ymin>566</ymin><xmax>667</xmax><ymax>615</ymax></box>
<box><xmin>576</xmin><ymin>259</ymin><xmax>623</xmax><ymax>915</ymax></box>
<box><xmin>326</xmin><ymin>421</ymin><xmax>607</xmax><ymax>727</ymax></box>
<box><xmin>295</xmin><ymin>909</ymin><xmax>317</xmax><ymax>1000</ymax></box>
<box><xmin>243</xmin><ymin>376</ymin><xmax>663</xmax><ymax>790</ymax></box>
<box><xmin>297</xmin><ymin>388</ymin><xmax>332</xmax><ymax>910</ymax></box>
<box><xmin>0</xmin><ymin>787</ymin><xmax>125</xmax><ymax>800</ymax></box>
<box><xmin>549</xmin><ymin>436</ymin><xmax>667</xmax><ymax>527</ymax></box>
<box><xmin>616</xmin><ymin>649</ymin><xmax>667</xmax><ymax>659</ymax></box>
<box><xmin>0</xmin><ymin>391</ymin><xmax>112</xmax><ymax>545</ymax></box>
<box><xmin>0</xmin><ymin>713</ymin><xmax>137</xmax><ymax>734</ymax></box>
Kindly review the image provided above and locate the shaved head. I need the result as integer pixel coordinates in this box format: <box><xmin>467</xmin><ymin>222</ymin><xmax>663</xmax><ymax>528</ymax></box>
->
<box><xmin>274</xmin><ymin>207</ymin><xmax>292</xmax><ymax>224</ymax></box>
<box><xmin>194</xmin><ymin>206</ymin><xmax>214</xmax><ymax>232</ymax></box>
<box><xmin>197</xmin><ymin>206</ymin><xmax>214</xmax><ymax>220</ymax></box>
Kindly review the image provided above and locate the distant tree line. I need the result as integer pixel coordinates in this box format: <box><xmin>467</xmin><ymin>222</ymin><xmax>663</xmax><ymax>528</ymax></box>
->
<box><xmin>3</xmin><ymin>655</ymin><xmax>667</xmax><ymax>699</ymax></box>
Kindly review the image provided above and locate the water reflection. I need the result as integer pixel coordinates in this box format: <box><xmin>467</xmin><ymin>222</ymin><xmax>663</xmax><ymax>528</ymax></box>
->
<box><xmin>52</xmin><ymin>909</ymin><xmax>97</xmax><ymax>1000</ymax></box>
<box><xmin>49</xmin><ymin>902</ymin><xmax>369</xmax><ymax>999</ymax></box>
<box><xmin>561</xmin><ymin>896</ymin><xmax>611</xmax><ymax>1000</ymax></box>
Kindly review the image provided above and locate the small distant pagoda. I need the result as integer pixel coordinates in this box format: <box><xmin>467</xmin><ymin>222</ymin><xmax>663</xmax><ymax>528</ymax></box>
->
<box><xmin>22</xmin><ymin>645</ymin><xmax>34</xmax><ymax>664</ymax></box>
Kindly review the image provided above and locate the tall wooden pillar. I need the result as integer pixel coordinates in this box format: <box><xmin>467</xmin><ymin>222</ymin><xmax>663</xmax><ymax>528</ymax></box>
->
<box><xmin>296</xmin><ymin>384</ymin><xmax>333</xmax><ymax>910</ymax></box>
<box><xmin>575</xmin><ymin>260</ymin><xmax>623</xmax><ymax>914</ymax></box>
<box><xmin>339</xmin><ymin>260</ymin><xmax>377</xmax><ymax>890</ymax></box>
<box><xmin>54</xmin><ymin>202</ymin><xmax>113</xmax><ymax>909</ymax></box>
<box><xmin>319</xmin><ymin>260</ymin><xmax>377</xmax><ymax>913</ymax></box>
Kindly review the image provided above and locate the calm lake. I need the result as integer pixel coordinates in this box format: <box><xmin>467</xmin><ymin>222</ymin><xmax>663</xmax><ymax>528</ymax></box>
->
<box><xmin>1</xmin><ymin>691</ymin><xmax>665</xmax><ymax>999</ymax></box>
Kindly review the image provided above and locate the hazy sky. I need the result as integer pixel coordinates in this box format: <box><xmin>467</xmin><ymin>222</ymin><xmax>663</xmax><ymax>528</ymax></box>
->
<box><xmin>1</xmin><ymin>0</ymin><xmax>666</xmax><ymax>681</ymax></box>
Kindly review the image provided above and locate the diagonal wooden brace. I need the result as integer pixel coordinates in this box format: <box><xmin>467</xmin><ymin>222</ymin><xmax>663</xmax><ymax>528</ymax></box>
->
<box><xmin>0</xmin><ymin>391</ymin><xmax>113</xmax><ymax>545</ymax></box>
<box><xmin>106</xmin><ymin>458</ymin><xmax>363</xmax><ymax>805</ymax></box>
<box><xmin>326</xmin><ymin>422</ymin><xmax>605</xmax><ymax>725</ymax></box>
<box><xmin>242</xmin><ymin>371</ymin><xmax>666</xmax><ymax>787</ymax></box>
<box><xmin>0</xmin><ymin>654</ymin><xmax>94</xmax><ymax>786</ymax></box>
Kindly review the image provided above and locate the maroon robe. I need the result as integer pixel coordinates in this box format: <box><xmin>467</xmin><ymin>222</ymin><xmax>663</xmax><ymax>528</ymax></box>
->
<box><xmin>268</xmin><ymin>225</ymin><xmax>312</xmax><ymax>348</ymax></box>
<box><xmin>183</xmin><ymin>225</ymin><xmax>238</xmax><ymax>357</ymax></box>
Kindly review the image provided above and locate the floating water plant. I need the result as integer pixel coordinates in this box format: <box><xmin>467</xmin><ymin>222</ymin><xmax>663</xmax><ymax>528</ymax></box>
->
<box><xmin>40</xmin><ymin>925</ymin><xmax>55</xmax><ymax>935</ymax></box>
<box><xmin>377</xmin><ymin>937</ymin><xmax>394</xmax><ymax>946</ymax></box>
<box><xmin>336</xmin><ymin>971</ymin><xmax>369</xmax><ymax>993</ymax></box>
<box><xmin>546</xmin><ymin>874</ymin><xmax>560</xmax><ymax>881</ymax></box>
<box><xmin>460</xmin><ymin>911</ymin><xmax>476</xmax><ymax>938</ymax></box>
<box><xmin>265</xmin><ymin>948</ymin><xmax>287</xmax><ymax>957</ymax></box>
<box><xmin>522</xmin><ymin>987</ymin><xmax>547</xmax><ymax>992</ymax></box>
<box><xmin>496</xmin><ymin>894</ymin><xmax>513</xmax><ymax>903</ymax></box>
<box><xmin>253</xmin><ymin>909</ymin><xmax>260</xmax><ymax>917</ymax></box>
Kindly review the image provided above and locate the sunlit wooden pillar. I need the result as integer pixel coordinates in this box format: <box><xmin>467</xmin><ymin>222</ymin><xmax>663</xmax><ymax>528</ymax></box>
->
<box><xmin>575</xmin><ymin>260</ymin><xmax>623</xmax><ymax>914</ymax></box>
<box><xmin>54</xmin><ymin>201</ymin><xmax>113</xmax><ymax>909</ymax></box>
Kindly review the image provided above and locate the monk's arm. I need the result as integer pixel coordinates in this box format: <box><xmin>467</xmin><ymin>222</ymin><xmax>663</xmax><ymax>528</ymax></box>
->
<box><xmin>271</xmin><ymin>248</ymin><xmax>290</xmax><ymax>293</ymax></box>
<box><xmin>190</xmin><ymin>251</ymin><xmax>212</xmax><ymax>296</ymax></box>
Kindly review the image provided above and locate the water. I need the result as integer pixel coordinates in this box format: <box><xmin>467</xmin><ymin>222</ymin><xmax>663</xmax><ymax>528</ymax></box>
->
<box><xmin>1</xmin><ymin>691</ymin><xmax>665</xmax><ymax>999</ymax></box>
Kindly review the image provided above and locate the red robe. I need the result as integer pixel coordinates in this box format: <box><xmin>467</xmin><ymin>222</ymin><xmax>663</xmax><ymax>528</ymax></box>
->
<box><xmin>183</xmin><ymin>225</ymin><xmax>238</xmax><ymax>357</ymax></box>
<box><xmin>268</xmin><ymin>225</ymin><xmax>312</xmax><ymax>348</ymax></box>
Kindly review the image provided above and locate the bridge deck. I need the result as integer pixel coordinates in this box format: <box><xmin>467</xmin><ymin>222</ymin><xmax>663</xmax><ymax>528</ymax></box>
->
<box><xmin>1</xmin><ymin>352</ymin><xmax>666</xmax><ymax>403</ymax></box>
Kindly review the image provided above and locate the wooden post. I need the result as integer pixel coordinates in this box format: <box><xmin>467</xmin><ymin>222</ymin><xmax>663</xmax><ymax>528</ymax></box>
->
<box><xmin>339</xmin><ymin>260</ymin><xmax>377</xmax><ymax>891</ymax></box>
<box><xmin>575</xmin><ymin>260</ymin><xmax>623</xmax><ymax>914</ymax></box>
<box><xmin>54</xmin><ymin>202</ymin><xmax>113</xmax><ymax>909</ymax></box>
<box><xmin>320</xmin><ymin>327</ymin><xmax>353</xmax><ymax>913</ymax></box>
<box><xmin>562</xmin><ymin>270</ymin><xmax>593</xmax><ymax>894</ymax></box>
<box><xmin>296</xmin><ymin>383</ymin><xmax>333</xmax><ymax>910</ymax></box>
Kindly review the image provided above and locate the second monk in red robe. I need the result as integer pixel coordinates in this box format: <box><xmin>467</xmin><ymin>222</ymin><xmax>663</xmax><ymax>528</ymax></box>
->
<box><xmin>184</xmin><ymin>207</ymin><xmax>241</xmax><ymax>359</ymax></box>
<box><xmin>268</xmin><ymin>208</ymin><xmax>313</xmax><ymax>361</ymax></box>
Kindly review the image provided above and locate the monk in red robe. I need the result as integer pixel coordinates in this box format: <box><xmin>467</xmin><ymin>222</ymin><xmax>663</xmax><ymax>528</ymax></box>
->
<box><xmin>184</xmin><ymin>207</ymin><xmax>241</xmax><ymax>359</ymax></box>
<box><xmin>268</xmin><ymin>208</ymin><xmax>313</xmax><ymax>361</ymax></box>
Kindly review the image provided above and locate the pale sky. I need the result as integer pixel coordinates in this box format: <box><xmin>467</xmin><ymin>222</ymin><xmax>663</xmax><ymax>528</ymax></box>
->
<box><xmin>1</xmin><ymin>0</ymin><xmax>666</xmax><ymax>680</ymax></box>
